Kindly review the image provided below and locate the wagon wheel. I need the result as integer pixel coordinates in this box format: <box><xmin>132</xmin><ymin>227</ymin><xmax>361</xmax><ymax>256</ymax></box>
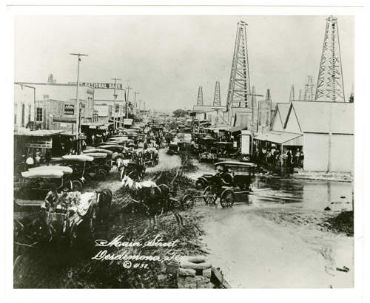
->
<box><xmin>96</xmin><ymin>168</ymin><xmax>107</xmax><ymax>180</ymax></box>
<box><xmin>220</xmin><ymin>190</ymin><xmax>235</xmax><ymax>208</ymax></box>
<box><xmin>203</xmin><ymin>186</ymin><xmax>217</xmax><ymax>205</ymax></box>
<box><xmin>195</xmin><ymin>179</ymin><xmax>206</xmax><ymax>190</ymax></box>
<box><xmin>181</xmin><ymin>194</ymin><xmax>195</xmax><ymax>210</ymax></box>
<box><xmin>72</xmin><ymin>180</ymin><xmax>83</xmax><ymax>192</ymax></box>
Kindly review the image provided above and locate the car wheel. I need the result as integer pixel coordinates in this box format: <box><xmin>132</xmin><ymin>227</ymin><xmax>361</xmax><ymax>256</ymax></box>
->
<box><xmin>220</xmin><ymin>190</ymin><xmax>235</xmax><ymax>208</ymax></box>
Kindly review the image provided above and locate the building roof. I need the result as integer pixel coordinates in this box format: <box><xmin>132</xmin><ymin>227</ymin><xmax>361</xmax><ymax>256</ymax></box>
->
<box><xmin>289</xmin><ymin>101</ymin><xmax>354</xmax><ymax>134</ymax></box>
<box><xmin>276</xmin><ymin>103</ymin><xmax>290</xmax><ymax>125</ymax></box>
<box><xmin>255</xmin><ymin>131</ymin><xmax>302</xmax><ymax>144</ymax></box>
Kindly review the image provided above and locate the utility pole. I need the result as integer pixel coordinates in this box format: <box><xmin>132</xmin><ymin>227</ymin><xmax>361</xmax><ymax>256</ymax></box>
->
<box><xmin>70</xmin><ymin>52</ymin><xmax>88</xmax><ymax>154</ymax></box>
<box><xmin>125</xmin><ymin>84</ymin><xmax>131</xmax><ymax>119</ymax></box>
<box><xmin>112</xmin><ymin>77</ymin><xmax>121</xmax><ymax>130</ymax></box>
<box><xmin>134</xmin><ymin>91</ymin><xmax>140</xmax><ymax>114</ymax></box>
<box><xmin>197</xmin><ymin>86</ymin><xmax>204</xmax><ymax>106</ymax></box>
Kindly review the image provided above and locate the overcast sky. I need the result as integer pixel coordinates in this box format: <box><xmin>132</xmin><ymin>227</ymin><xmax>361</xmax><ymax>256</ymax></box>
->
<box><xmin>14</xmin><ymin>15</ymin><xmax>354</xmax><ymax>112</ymax></box>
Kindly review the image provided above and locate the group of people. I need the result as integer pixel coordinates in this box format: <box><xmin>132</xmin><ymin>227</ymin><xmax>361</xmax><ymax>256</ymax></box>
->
<box><xmin>255</xmin><ymin>145</ymin><xmax>304</xmax><ymax>172</ymax></box>
<box><xmin>22</xmin><ymin>149</ymin><xmax>52</xmax><ymax>170</ymax></box>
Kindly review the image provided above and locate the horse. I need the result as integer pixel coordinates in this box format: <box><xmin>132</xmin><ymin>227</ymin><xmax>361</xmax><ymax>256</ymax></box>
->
<box><xmin>95</xmin><ymin>188</ymin><xmax>113</xmax><ymax>223</ymax></box>
<box><xmin>121</xmin><ymin>174</ymin><xmax>183</xmax><ymax>229</ymax></box>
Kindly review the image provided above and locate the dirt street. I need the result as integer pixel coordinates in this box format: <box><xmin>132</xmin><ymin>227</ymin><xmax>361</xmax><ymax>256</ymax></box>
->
<box><xmin>14</xmin><ymin>151</ymin><xmax>354</xmax><ymax>288</ymax></box>
<box><xmin>185</xmin><ymin>161</ymin><xmax>354</xmax><ymax>288</ymax></box>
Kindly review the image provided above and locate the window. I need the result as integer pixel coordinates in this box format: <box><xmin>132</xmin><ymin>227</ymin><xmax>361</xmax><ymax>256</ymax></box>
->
<box><xmin>36</xmin><ymin>107</ymin><xmax>43</xmax><ymax>122</ymax></box>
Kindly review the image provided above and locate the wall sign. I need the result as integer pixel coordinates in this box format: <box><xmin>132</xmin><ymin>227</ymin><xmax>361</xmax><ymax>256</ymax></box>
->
<box><xmin>64</xmin><ymin>104</ymin><xmax>75</xmax><ymax>115</ymax></box>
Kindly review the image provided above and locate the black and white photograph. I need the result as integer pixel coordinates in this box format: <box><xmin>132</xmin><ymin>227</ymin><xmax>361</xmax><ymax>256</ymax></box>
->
<box><xmin>2</xmin><ymin>2</ymin><xmax>370</xmax><ymax>302</ymax></box>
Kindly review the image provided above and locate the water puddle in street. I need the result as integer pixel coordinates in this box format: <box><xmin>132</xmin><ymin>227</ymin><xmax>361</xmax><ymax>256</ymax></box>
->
<box><xmin>198</xmin><ymin>175</ymin><xmax>354</xmax><ymax>288</ymax></box>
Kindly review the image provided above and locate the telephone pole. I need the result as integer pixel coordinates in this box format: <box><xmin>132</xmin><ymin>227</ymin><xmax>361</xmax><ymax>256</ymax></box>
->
<box><xmin>134</xmin><ymin>91</ymin><xmax>140</xmax><ymax>114</ymax></box>
<box><xmin>197</xmin><ymin>86</ymin><xmax>204</xmax><ymax>106</ymax></box>
<box><xmin>125</xmin><ymin>84</ymin><xmax>131</xmax><ymax>118</ymax></box>
<box><xmin>70</xmin><ymin>52</ymin><xmax>88</xmax><ymax>153</ymax></box>
<box><xmin>112</xmin><ymin>77</ymin><xmax>121</xmax><ymax>129</ymax></box>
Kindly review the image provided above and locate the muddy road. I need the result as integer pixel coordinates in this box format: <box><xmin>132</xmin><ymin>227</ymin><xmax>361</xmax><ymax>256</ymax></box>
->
<box><xmin>14</xmin><ymin>151</ymin><xmax>353</xmax><ymax>288</ymax></box>
<box><xmin>188</xmin><ymin>162</ymin><xmax>354</xmax><ymax>288</ymax></box>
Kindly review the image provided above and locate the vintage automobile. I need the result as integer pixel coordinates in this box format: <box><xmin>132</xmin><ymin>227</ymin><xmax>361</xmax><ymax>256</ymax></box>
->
<box><xmin>83</xmin><ymin>148</ymin><xmax>114</xmax><ymax>156</ymax></box>
<box><xmin>53</xmin><ymin>154</ymin><xmax>96</xmax><ymax>188</ymax></box>
<box><xmin>143</xmin><ymin>147</ymin><xmax>159</xmax><ymax>167</ymax></box>
<box><xmin>14</xmin><ymin>167</ymin><xmax>74</xmax><ymax>210</ymax></box>
<box><xmin>195</xmin><ymin>161</ymin><xmax>257</xmax><ymax>207</ymax></box>
<box><xmin>167</xmin><ymin>142</ymin><xmax>180</xmax><ymax>155</ymax></box>
<box><xmin>214</xmin><ymin>142</ymin><xmax>238</xmax><ymax>159</ymax></box>
<box><xmin>105</xmin><ymin>136</ymin><xmax>129</xmax><ymax>146</ymax></box>
<box><xmin>83</xmin><ymin>152</ymin><xmax>111</xmax><ymax>179</ymax></box>
<box><xmin>97</xmin><ymin>144</ymin><xmax>126</xmax><ymax>154</ymax></box>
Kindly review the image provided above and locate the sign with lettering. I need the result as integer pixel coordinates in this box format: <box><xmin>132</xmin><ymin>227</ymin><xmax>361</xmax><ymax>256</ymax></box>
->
<box><xmin>123</xmin><ymin>118</ymin><xmax>133</xmax><ymax>126</ymax></box>
<box><xmin>25</xmin><ymin>138</ymin><xmax>52</xmax><ymax>149</ymax></box>
<box><xmin>68</xmin><ymin>82</ymin><xmax>123</xmax><ymax>90</ymax></box>
<box><xmin>64</xmin><ymin>104</ymin><xmax>75</xmax><ymax>115</ymax></box>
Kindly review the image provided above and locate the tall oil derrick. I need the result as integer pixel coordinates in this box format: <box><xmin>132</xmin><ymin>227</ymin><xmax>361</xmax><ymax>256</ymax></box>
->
<box><xmin>213</xmin><ymin>81</ymin><xmax>221</xmax><ymax>106</ymax></box>
<box><xmin>289</xmin><ymin>85</ymin><xmax>295</xmax><ymax>102</ymax></box>
<box><xmin>315</xmin><ymin>16</ymin><xmax>345</xmax><ymax>102</ymax></box>
<box><xmin>226</xmin><ymin>21</ymin><xmax>251</xmax><ymax>122</ymax></box>
<box><xmin>197</xmin><ymin>86</ymin><xmax>204</xmax><ymax>106</ymax></box>
<box><xmin>303</xmin><ymin>76</ymin><xmax>315</xmax><ymax>101</ymax></box>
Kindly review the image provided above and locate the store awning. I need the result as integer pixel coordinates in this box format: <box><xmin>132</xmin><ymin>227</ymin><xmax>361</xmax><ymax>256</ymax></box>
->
<box><xmin>254</xmin><ymin>131</ymin><xmax>303</xmax><ymax>145</ymax></box>
<box><xmin>81</xmin><ymin>122</ymin><xmax>105</xmax><ymax>129</ymax></box>
<box><xmin>14</xmin><ymin>129</ymin><xmax>64</xmax><ymax>137</ymax></box>
<box><xmin>230</xmin><ymin>126</ymin><xmax>246</xmax><ymax>133</ymax></box>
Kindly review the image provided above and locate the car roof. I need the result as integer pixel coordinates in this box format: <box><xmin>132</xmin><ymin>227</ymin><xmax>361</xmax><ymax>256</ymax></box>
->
<box><xmin>29</xmin><ymin>165</ymin><xmax>73</xmax><ymax>174</ymax></box>
<box><xmin>21</xmin><ymin>169</ymin><xmax>64</xmax><ymax>178</ymax></box>
<box><xmin>214</xmin><ymin>161</ymin><xmax>257</xmax><ymax>167</ymax></box>
<box><xmin>62</xmin><ymin>155</ymin><xmax>94</xmax><ymax>162</ymax></box>
<box><xmin>83</xmin><ymin>153</ymin><xmax>108</xmax><ymax>159</ymax></box>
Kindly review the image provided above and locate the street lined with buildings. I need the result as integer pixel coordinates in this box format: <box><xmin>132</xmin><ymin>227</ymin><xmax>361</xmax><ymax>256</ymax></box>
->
<box><xmin>13</xmin><ymin>15</ymin><xmax>354</xmax><ymax>289</ymax></box>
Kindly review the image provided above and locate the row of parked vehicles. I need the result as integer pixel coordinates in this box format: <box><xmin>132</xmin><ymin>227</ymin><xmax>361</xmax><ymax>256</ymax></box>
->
<box><xmin>14</xmin><ymin>127</ymin><xmax>161</xmax><ymax>210</ymax></box>
<box><xmin>14</xmin><ymin>126</ymin><xmax>158</xmax><ymax>248</ymax></box>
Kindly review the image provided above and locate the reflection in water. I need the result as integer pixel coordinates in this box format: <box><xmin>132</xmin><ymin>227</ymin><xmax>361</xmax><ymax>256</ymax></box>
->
<box><xmin>201</xmin><ymin>176</ymin><xmax>354</xmax><ymax>288</ymax></box>
<box><xmin>251</xmin><ymin>176</ymin><xmax>353</xmax><ymax>211</ymax></box>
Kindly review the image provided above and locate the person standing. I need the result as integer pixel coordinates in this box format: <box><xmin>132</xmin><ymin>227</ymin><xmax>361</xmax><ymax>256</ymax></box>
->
<box><xmin>287</xmin><ymin>150</ymin><xmax>292</xmax><ymax>172</ymax></box>
<box><xmin>44</xmin><ymin>184</ymin><xmax>60</xmax><ymax>210</ymax></box>
<box><xmin>45</xmin><ymin>149</ymin><xmax>51</xmax><ymax>166</ymax></box>
<box><xmin>26</xmin><ymin>154</ymin><xmax>34</xmax><ymax>170</ymax></box>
